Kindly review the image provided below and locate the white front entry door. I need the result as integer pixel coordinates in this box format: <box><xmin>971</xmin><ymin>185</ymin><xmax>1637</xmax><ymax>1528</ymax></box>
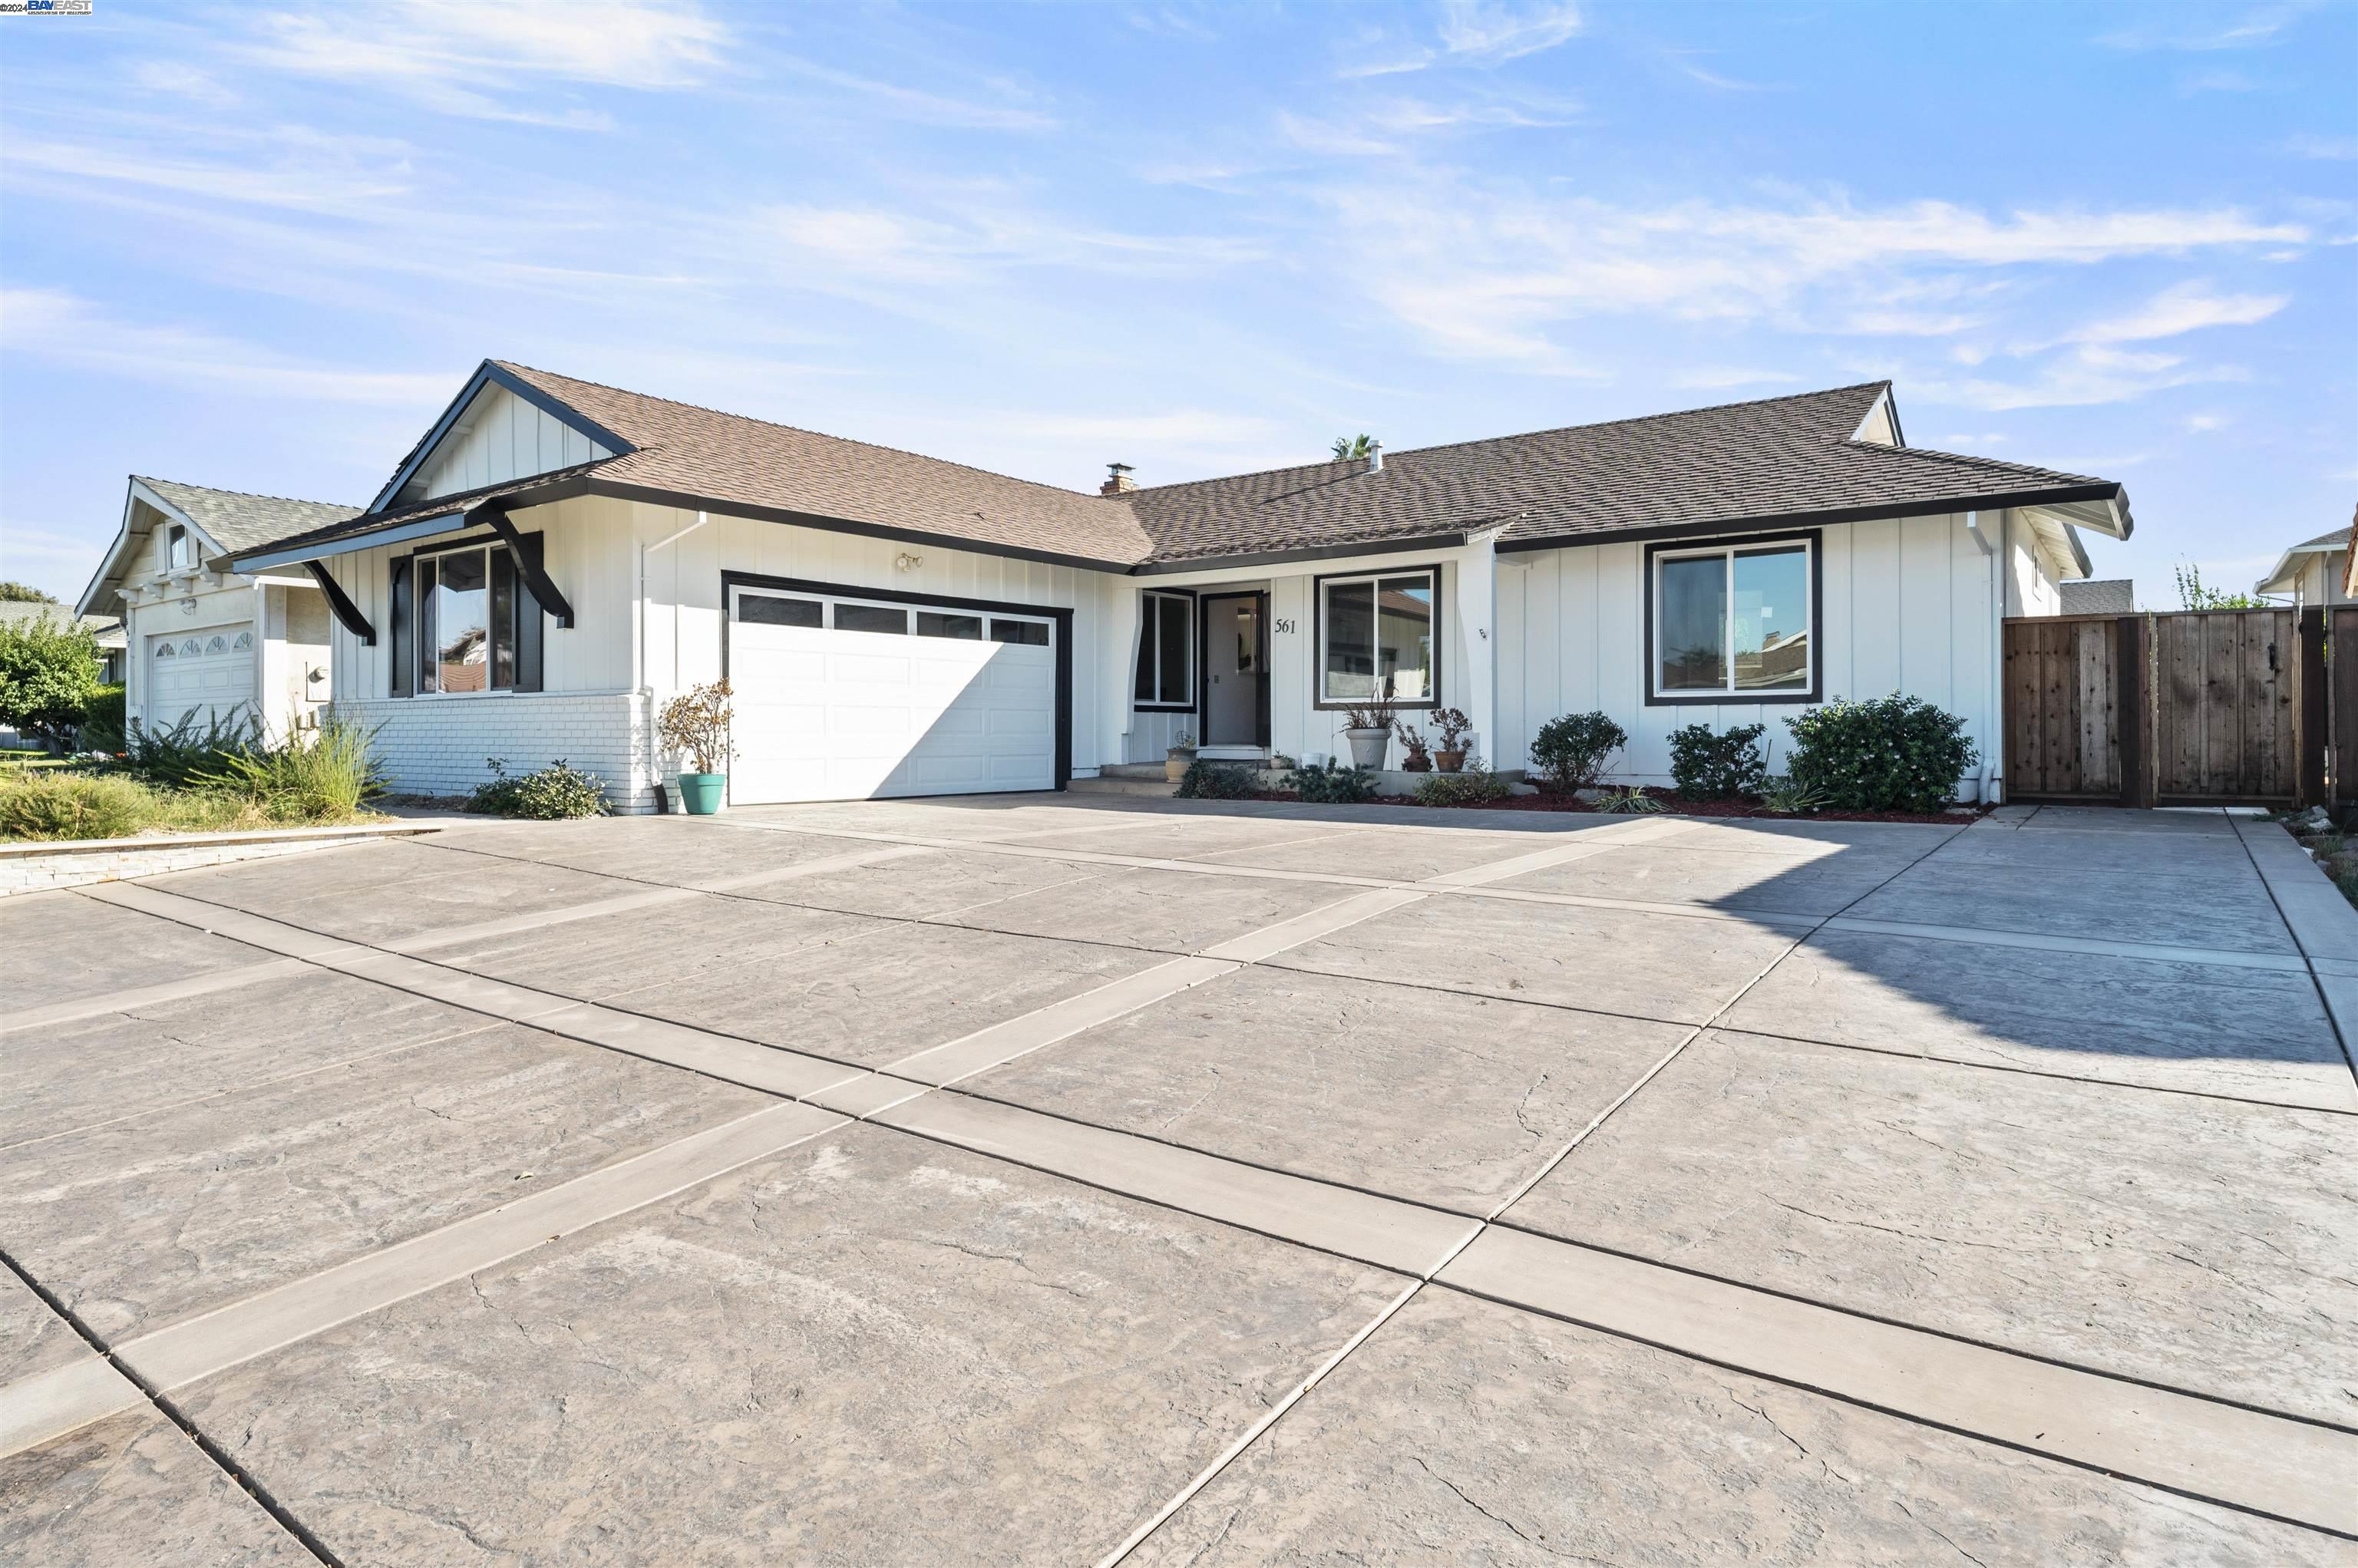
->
<box><xmin>146</xmin><ymin>626</ymin><xmax>256</xmax><ymax>734</ymax></box>
<box><xmin>726</xmin><ymin>584</ymin><xmax>1058</xmax><ymax>804</ymax></box>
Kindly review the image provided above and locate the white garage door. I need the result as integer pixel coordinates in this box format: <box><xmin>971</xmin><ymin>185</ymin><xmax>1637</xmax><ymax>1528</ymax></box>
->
<box><xmin>147</xmin><ymin>627</ymin><xmax>255</xmax><ymax>734</ymax></box>
<box><xmin>726</xmin><ymin>584</ymin><xmax>1058</xmax><ymax>804</ymax></box>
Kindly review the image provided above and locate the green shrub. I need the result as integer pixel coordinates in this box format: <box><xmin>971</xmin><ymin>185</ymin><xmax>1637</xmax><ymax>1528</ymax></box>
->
<box><xmin>200</xmin><ymin>720</ymin><xmax>386</xmax><ymax>820</ymax></box>
<box><xmin>1412</xmin><ymin>764</ymin><xmax>1514</xmax><ymax>807</ymax></box>
<box><xmin>78</xmin><ymin>684</ymin><xmax>127</xmax><ymax>752</ymax></box>
<box><xmin>1528</xmin><ymin>711</ymin><xmax>1627</xmax><ymax>794</ymax></box>
<box><xmin>0</xmin><ymin>771</ymin><xmax>154</xmax><ymax>840</ymax></box>
<box><xmin>1283</xmin><ymin>758</ymin><xmax>1379</xmax><ymax>804</ymax></box>
<box><xmin>0</xmin><ymin>612</ymin><xmax>104</xmax><ymax>749</ymax></box>
<box><xmin>1759</xmin><ymin>774</ymin><xmax>1831</xmax><ymax>816</ymax></box>
<box><xmin>1667</xmin><ymin>722</ymin><xmax>1766</xmax><ymax>800</ymax></box>
<box><xmin>471</xmin><ymin>758</ymin><xmax>609</xmax><ymax>819</ymax></box>
<box><xmin>1174</xmin><ymin>759</ymin><xmax>1258</xmax><ymax>800</ymax></box>
<box><xmin>123</xmin><ymin>708</ymin><xmax>265</xmax><ymax>788</ymax></box>
<box><xmin>1783</xmin><ymin>695</ymin><xmax>1977</xmax><ymax>813</ymax></box>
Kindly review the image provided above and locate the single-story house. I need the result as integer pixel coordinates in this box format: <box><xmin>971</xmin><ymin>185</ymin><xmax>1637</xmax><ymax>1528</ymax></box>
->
<box><xmin>224</xmin><ymin>362</ymin><xmax>2129</xmax><ymax>810</ymax></box>
<box><xmin>77</xmin><ymin>477</ymin><xmax>360</xmax><ymax>740</ymax></box>
<box><xmin>2059</xmin><ymin>578</ymin><xmax>2135</xmax><ymax>615</ymax></box>
<box><xmin>2256</xmin><ymin>523</ymin><xmax>2353</xmax><ymax>606</ymax></box>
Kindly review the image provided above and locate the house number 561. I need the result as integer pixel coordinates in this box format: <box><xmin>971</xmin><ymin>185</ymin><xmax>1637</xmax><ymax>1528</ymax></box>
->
<box><xmin>1273</xmin><ymin>617</ymin><xmax>1296</xmax><ymax>634</ymax></box>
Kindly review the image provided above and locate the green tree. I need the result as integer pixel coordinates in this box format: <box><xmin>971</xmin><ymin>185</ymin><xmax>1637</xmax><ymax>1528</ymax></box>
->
<box><xmin>0</xmin><ymin>581</ymin><xmax>58</xmax><ymax>603</ymax></box>
<box><xmin>1330</xmin><ymin>433</ymin><xmax>1378</xmax><ymax>460</ymax></box>
<box><xmin>0</xmin><ymin>612</ymin><xmax>103</xmax><ymax>749</ymax></box>
<box><xmin>2174</xmin><ymin>561</ymin><xmax>2269</xmax><ymax>611</ymax></box>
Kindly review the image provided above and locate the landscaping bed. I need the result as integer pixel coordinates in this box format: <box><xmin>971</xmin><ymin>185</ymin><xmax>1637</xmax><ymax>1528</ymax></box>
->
<box><xmin>1204</xmin><ymin>784</ymin><xmax>1975</xmax><ymax>824</ymax></box>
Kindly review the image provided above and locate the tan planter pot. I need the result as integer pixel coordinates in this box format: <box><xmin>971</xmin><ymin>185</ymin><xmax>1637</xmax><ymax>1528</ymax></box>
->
<box><xmin>1166</xmin><ymin>751</ymin><xmax>1196</xmax><ymax>782</ymax></box>
<box><xmin>1435</xmin><ymin>750</ymin><xmax>1466</xmax><ymax>774</ymax></box>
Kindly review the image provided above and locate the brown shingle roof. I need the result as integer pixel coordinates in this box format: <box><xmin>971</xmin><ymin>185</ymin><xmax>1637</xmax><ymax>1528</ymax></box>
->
<box><xmin>243</xmin><ymin>370</ymin><xmax>2129</xmax><ymax>573</ymax></box>
<box><xmin>1128</xmin><ymin>383</ymin><xmax>2124</xmax><ymax>563</ymax></box>
<box><xmin>495</xmin><ymin>363</ymin><xmax>1154</xmax><ymax>566</ymax></box>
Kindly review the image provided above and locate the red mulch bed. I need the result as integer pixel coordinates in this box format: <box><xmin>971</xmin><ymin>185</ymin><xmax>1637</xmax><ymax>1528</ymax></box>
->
<box><xmin>1231</xmin><ymin>784</ymin><xmax>1978</xmax><ymax>826</ymax></box>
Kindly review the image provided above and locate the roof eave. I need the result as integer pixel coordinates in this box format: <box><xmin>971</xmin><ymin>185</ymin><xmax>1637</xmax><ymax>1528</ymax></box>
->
<box><xmin>228</xmin><ymin>471</ymin><xmax>599</xmax><ymax>572</ymax></box>
<box><xmin>1131</xmin><ymin>530</ymin><xmax>1474</xmax><ymax>576</ymax></box>
<box><xmin>1494</xmin><ymin>482</ymin><xmax>2130</xmax><ymax>555</ymax></box>
<box><xmin>367</xmin><ymin>360</ymin><xmax>638</xmax><ymax>513</ymax></box>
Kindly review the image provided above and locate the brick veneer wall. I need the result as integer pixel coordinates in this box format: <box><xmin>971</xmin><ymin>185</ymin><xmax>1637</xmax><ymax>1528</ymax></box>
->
<box><xmin>336</xmin><ymin>692</ymin><xmax>656</xmax><ymax>813</ymax></box>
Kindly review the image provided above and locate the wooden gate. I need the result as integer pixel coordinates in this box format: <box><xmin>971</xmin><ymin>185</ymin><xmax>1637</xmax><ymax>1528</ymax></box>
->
<box><xmin>2003</xmin><ymin>607</ymin><xmax>2313</xmax><ymax>807</ymax></box>
<box><xmin>2002</xmin><ymin>614</ymin><xmax>2136</xmax><ymax>801</ymax></box>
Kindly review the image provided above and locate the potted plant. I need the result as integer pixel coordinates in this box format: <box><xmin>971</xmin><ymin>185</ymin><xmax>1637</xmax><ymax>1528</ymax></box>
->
<box><xmin>1395</xmin><ymin>721</ymin><xmax>1432</xmax><ymax>772</ymax></box>
<box><xmin>1430</xmin><ymin>707</ymin><xmax>1472</xmax><ymax>774</ymax></box>
<box><xmin>1339</xmin><ymin>701</ymin><xmax>1394</xmax><ymax>770</ymax></box>
<box><xmin>1165</xmin><ymin>731</ymin><xmax>1198</xmax><ymax>784</ymax></box>
<box><xmin>658</xmin><ymin>679</ymin><xmax>734</xmax><ymax>815</ymax></box>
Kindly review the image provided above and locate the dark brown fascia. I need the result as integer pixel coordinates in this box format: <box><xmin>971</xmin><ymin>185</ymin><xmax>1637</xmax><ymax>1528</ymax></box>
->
<box><xmin>1494</xmin><ymin>482</ymin><xmax>2133</xmax><ymax>554</ymax></box>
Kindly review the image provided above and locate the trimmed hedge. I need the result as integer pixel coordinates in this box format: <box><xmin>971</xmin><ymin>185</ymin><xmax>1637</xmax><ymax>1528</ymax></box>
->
<box><xmin>1667</xmin><ymin>722</ymin><xmax>1766</xmax><ymax>800</ymax></box>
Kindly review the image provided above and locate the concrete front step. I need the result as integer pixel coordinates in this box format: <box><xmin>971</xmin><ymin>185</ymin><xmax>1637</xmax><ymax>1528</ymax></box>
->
<box><xmin>1098</xmin><ymin>763</ymin><xmax>1174</xmax><ymax>781</ymax></box>
<box><xmin>1068</xmin><ymin>776</ymin><xmax>1180</xmax><ymax>798</ymax></box>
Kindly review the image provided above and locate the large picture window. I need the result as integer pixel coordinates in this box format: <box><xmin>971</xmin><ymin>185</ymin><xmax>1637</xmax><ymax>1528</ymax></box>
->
<box><xmin>1134</xmin><ymin>590</ymin><xmax>1193</xmax><ymax>708</ymax></box>
<box><xmin>1648</xmin><ymin>536</ymin><xmax>1815</xmax><ymax>701</ymax></box>
<box><xmin>1318</xmin><ymin>567</ymin><xmax>1438</xmax><ymax>707</ymax></box>
<box><xmin>416</xmin><ymin>543</ymin><xmax>526</xmax><ymax>695</ymax></box>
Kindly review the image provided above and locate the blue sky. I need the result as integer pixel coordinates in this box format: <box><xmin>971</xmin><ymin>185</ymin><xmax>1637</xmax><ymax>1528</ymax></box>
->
<box><xmin>3</xmin><ymin>0</ymin><xmax>2352</xmax><ymax>605</ymax></box>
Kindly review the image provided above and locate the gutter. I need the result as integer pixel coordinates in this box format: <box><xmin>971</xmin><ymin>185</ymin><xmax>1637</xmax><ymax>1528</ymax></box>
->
<box><xmin>1493</xmin><ymin>483</ymin><xmax>2131</xmax><ymax>555</ymax></box>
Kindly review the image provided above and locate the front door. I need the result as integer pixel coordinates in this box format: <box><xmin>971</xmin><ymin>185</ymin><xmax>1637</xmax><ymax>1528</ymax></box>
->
<box><xmin>1200</xmin><ymin>593</ymin><xmax>1268</xmax><ymax>747</ymax></box>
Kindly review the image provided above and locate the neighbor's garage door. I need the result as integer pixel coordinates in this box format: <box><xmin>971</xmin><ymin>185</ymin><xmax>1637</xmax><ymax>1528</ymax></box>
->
<box><xmin>147</xmin><ymin>626</ymin><xmax>254</xmax><ymax>732</ymax></box>
<box><xmin>726</xmin><ymin>583</ymin><xmax>1059</xmax><ymax>804</ymax></box>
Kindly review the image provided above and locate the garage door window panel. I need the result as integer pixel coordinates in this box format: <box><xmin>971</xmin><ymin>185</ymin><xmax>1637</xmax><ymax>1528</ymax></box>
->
<box><xmin>738</xmin><ymin>594</ymin><xmax>821</xmax><ymax>629</ymax></box>
<box><xmin>916</xmin><ymin>611</ymin><xmax>983</xmax><ymax>640</ymax></box>
<box><xmin>835</xmin><ymin>602</ymin><xmax>908</xmax><ymax>635</ymax></box>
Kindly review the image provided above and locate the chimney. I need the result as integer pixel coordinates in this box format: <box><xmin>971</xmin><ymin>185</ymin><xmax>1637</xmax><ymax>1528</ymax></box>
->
<box><xmin>1100</xmin><ymin>461</ymin><xmax>1136</xmax><ymax>496</ymax></box>
<box><xmin>1367</xmin><ymin>441</ymin><xmax>1383</xmax><ymax>474</ymax></box>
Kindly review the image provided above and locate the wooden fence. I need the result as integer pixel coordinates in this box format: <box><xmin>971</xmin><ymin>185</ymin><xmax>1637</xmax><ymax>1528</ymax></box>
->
<box><xmin>2003</xmin><ymin>606</ymin><xmax>2316</xmax><ymax>807</ymax></box>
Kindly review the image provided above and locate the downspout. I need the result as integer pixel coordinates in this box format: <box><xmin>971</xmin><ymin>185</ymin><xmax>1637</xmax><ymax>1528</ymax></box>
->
<box><xmin>636</xmin><ymin>510</ymin><xmax>712</xmax><ymax>807</ymax></box>
<box><xmin>1964</xmin><ymin>510</ymin><xmax>2002</xmax><ymax>804</ymax></box>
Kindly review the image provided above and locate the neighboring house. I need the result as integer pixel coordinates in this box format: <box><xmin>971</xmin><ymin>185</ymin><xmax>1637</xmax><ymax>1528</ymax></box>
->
<box><xmin>76</xmin><ymin>477</ymin><xmax>359</xmax><ymax>739</ymax></box>
<box><xmin>2254</xmin><ymin>526</ymin><xmax>2352</xmax><ymax>606</ymax></box>
<box><xmin>0</xmin><ymin>602</ymin><xmax>123</xmax><ymax>750</ymax></box>
<box><xmin>228</xmin><ymin>363</ymin><xmax>2129</xmax><ymax>810</ymax></box>
<box><xmin>2059</xmin><ymin>578</ymin><xmax>2135</xmax><ymax>614</ymax></box>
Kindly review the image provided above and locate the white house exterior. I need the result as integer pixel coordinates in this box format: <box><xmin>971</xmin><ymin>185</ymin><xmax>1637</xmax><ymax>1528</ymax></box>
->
<box><xmin>2255</xmin><ymin>525</ymin><xmax>2353</xmax><ymax>606</ymax></box>
<box><xmin>230</xmin><ymin>363</ymin><xmax>2128</xmax><ymax>811</ymax></box>
<box><xmin>77</xmin><ymin>477</ymin><xmax>358</xmax><ymax>741</ymax></box>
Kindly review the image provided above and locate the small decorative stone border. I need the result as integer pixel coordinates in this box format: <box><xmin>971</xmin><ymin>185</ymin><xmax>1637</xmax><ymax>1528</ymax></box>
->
<box><xmin>0</xmin><ymin>823</ymin><xmax>438</xmax><ymax>897</ymax></box>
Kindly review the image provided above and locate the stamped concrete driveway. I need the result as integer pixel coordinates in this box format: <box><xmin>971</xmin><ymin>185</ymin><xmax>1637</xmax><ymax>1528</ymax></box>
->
<box><xmin>3</xmin><ymin>795</ymin><xmax>2353</xmax><ymax>1565</ymax></box>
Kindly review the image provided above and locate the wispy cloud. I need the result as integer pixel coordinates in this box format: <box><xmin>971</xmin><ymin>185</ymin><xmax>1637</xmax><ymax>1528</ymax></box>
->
<box><xmin>246</xmin><ymin>0</ymin><xmax>732</xmax><ymax>92</ymax></box>
<box><xmin>1665</xmin><ymin>52</ymin><xmax>1778</xmax><ymax>91</ymax></box>
<box><xmin>1914</xmin><ymin>345</ymin><xmax>2242</xmax><ymax>411</ymax></box>
<box><xmin>1438</xmin><ymin>1</ymin><xmax>1584</xmax><ymax>62</ymax></box>
<box><xmin>1671</xmin><ymin>367</ymin><xmax>1802</xmax><ymax>389</ymax></box>
<box><xmin>130</xmin><ymin>61</ymin><xmax>239</xmax><ymax>107</ymax></box>
<box><xmin>2</xmin><ymin>290</ymin><xmax>451</xmax><ymax>407</ymax></box>
<box><xmin>2284</xmin><ymin>132</ymin><xmax>2358</xmax><ymax>160</ymax></box>
<box><xmin>2099</xmin><ymin>5</ymin><xmax>2301</xmax><ymax>51</ymax></box>
<box><xmin>2061</xmin><ymin>281</ymin><xmax>2287</xmax><ymax>343</ymax></box>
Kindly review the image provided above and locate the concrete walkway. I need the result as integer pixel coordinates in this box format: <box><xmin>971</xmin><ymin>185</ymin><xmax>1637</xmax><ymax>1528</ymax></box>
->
<box><xmin>2</xmin><ymin>795</ymin><xmax>2351</xmax><ymax>1563</ymax></box>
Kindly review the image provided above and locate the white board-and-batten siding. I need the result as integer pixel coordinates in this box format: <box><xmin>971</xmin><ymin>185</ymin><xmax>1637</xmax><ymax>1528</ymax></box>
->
<box><xmin>319</xmin><ymin>494</ymin><xmax>1115</xmax><ymax>807</ymax></box>
<box><xmin>1496</xmin><ymin>513</ymin><xmax>2004</xmax><ymax>796</ymax></box>
<box><xmin>418</xmin><ymin>385</ymin><xmax>608</xmax><ymax>500</ymax></box>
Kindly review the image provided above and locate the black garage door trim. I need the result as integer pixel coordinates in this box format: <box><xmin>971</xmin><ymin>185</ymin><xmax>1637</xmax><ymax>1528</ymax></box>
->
<box><xmin>719</xmin><ymin>570</ymin><xmax>1072</xmax><ymax>793</ymax></box>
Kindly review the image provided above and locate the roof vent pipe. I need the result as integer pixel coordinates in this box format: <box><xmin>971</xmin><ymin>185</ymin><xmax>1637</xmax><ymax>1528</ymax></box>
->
<box><xmin>1367</xmin><ymin>441</ymin><xmax>1383</xmax><ymax>474</ymax></box>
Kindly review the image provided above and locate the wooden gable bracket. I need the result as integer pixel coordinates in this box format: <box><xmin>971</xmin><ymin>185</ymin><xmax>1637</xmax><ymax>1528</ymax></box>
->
<box><xmin>303</xmin><ymin>561</ymin><xmax>377</xmax><ymax>647</ymax></box>
<box><xmin>474</xmin><ymin>502</ymin><xmax>576</xmax><ymax>629</ymax></box>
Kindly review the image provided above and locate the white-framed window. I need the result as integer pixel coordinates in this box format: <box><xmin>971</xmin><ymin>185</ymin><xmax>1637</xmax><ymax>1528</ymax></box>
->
<box><xmin>1648</xmin><ymin>536</ymin><xmax>1815</xmax><ymax>701</ymax></box>
<box><xmin>1316</xmin><ymin>566</ymin><xmax>1438</xmax><ymax>707</ymax></box>
<box><xmin>166</xmin><ymin>524</ymin><xmax>194</xmax><ymax>570</ymax></box>
<box><xmin>1134</xmin><ymin>590</ymin><xmax>1193</xmax><ymax>709</ymax></box>
<box><xmin>416</xmin><ymin>542</ymin><xmax>520</xmax><ymax>695</ymax></box>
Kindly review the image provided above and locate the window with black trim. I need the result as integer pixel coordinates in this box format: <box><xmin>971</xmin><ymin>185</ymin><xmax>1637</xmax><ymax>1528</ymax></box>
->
<box><xmin>1650</xmin><ymin>539</ymin><xmax>1813</xmax><ymax>698</ymax></box>
<box><xmin>1134</xmin><ymin>591</ymin><xmax>1193</xmax><ymax>708</ymax></box>
<box><xmin>1319</xmin><ymin>568</ymin><xmax>1436</xmax><ymax>705</ymax></box>
<box><xmin>415</xmin><ymin>542</ymin><xmax>527</xmax><ymax>695</ymax></box>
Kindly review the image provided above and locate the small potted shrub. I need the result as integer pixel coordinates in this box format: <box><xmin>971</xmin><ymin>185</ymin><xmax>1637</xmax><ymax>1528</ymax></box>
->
<box><xmin>659</xmin><ymin>679</ymin><xmax>735</xmax><ymax>815</ymax></box>
<box><xmin>1395</xmin><ymin>721</ymin><xmax>1432</xmax><ymax>772</ymax></box>
<box><xmin>1165</xmin><ymin>731</ymin><xmax>1198</xmax><ymax>784</ymax></box>
<box><xmin>1429</xmin><ymin>708</ymin><xmax>1472</xmax><ymax>773</ymax></box>
<box><xmin>1339</xmin><ymin>701</ymin><xmax>1395</xmax><ymax>770</ymax></box>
